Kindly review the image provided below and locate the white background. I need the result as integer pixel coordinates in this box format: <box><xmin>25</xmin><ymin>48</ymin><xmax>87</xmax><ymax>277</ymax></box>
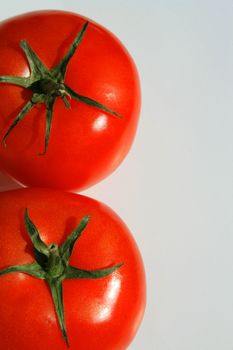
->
<box><xmin>1</xmin><ymin>1</ymin><xmax>233</xmax><ymax>349</ymax></box>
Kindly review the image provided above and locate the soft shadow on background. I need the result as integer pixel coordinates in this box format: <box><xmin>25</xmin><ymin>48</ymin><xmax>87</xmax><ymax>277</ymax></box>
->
<box><xmin>1</xmin><ymin>1</ymin><xmax>233</xmax><ymax>349</ymax></box>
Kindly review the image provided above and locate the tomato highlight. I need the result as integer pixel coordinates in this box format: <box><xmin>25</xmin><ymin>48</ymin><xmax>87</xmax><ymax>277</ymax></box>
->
<box><xmin>0</xmin><ymin>188</ymin><xmax>146</xmax><ymax>350</ymax></box>
<box><xmin>0</xmin><ymin>10</ymin><xmax>140</xmax><ymax>191</ymax></box>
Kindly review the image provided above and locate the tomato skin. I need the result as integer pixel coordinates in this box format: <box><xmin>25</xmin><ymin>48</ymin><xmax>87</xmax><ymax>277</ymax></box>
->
<box><xmin>0</xmin><ymin>188</ymin><xmax>146</xmax><ymax>350</ymax></box>
<box><xmin>0</xmin><ymin>10</ymin><xmax>140</xmax><ymax>191</ymax></box>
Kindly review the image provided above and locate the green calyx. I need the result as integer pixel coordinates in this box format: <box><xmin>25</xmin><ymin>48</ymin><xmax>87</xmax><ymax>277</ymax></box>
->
<box><xmin>0</xmin><ymin>21</ymin><xmax>122</xmax><ymax>155</ymax></box>
<box><xmin>0</xmin><ymin>209</ymin><xmax>123</xmax><ymax>347</ymax></box>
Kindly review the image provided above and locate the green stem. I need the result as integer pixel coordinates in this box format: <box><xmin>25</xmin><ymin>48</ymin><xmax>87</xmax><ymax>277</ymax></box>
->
<box><xmin>0</xmin><ymin>209</ymin><xmax>123</xmax><ymax>347</ymax></box>
<box><xmin>47</xmin><ymin>244</ymin><xmax>65</xmax><ymax>278</ymax></box>
<box><xmin>0</xmin><ymin>21</ymin><xmax>122</xmax><ymax>154</ymax></box>
<box><xmin>52</xmin><ymin>21</ymin><xmax>89</xmax><ymax>79</ymax></box>
<box><xmin>2</xmin><ymin>100</ymin><xmax>36</xmax><ymax>147</ymax></box>
<box><xmin>48</xmin><ymin>278</ymin><xmax>69</xmax><ymax>346</ymax></box>
<box><xmin>0</xmin><ymin>75</ymin><xmax>30</xmax><ymax>88</ymax></box>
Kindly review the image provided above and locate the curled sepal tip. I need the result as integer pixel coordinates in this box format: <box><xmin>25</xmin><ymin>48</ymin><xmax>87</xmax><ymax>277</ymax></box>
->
<box><xmin>65</xmin><ymin>263</ymin><xmax>124</xmax><ymax>279</ymax></box>
<box><xmin>0</xmin><ymin>210</ymin><xmax>123</xmax><ymax>347</ymax></box>
<box><xmin>0</xmin><ymin>20</ymin><xmax>122</xmax><ymax>154</ymax></box>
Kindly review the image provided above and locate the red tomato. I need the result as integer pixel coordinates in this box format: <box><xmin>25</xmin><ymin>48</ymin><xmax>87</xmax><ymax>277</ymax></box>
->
<box><xmin>0</xmin><ymin>10</ymin><xmax>140</xmax><ymax>191</ymax></box>
<box><xmin>0</xmin><ymin>188</ymin><xmax>146</xmax><ymax>350</ymax></box>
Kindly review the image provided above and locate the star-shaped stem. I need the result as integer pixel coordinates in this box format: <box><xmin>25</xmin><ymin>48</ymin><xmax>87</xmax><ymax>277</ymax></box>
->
<box><xmin>0</xmin><ymin>21</ymin><xmax>122</xmax><ymax>155</ymax></box>
<box><xmin>0</xmin><ymin>209</ymin><xmax>123</xmax><ymax>347</ymax></box>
